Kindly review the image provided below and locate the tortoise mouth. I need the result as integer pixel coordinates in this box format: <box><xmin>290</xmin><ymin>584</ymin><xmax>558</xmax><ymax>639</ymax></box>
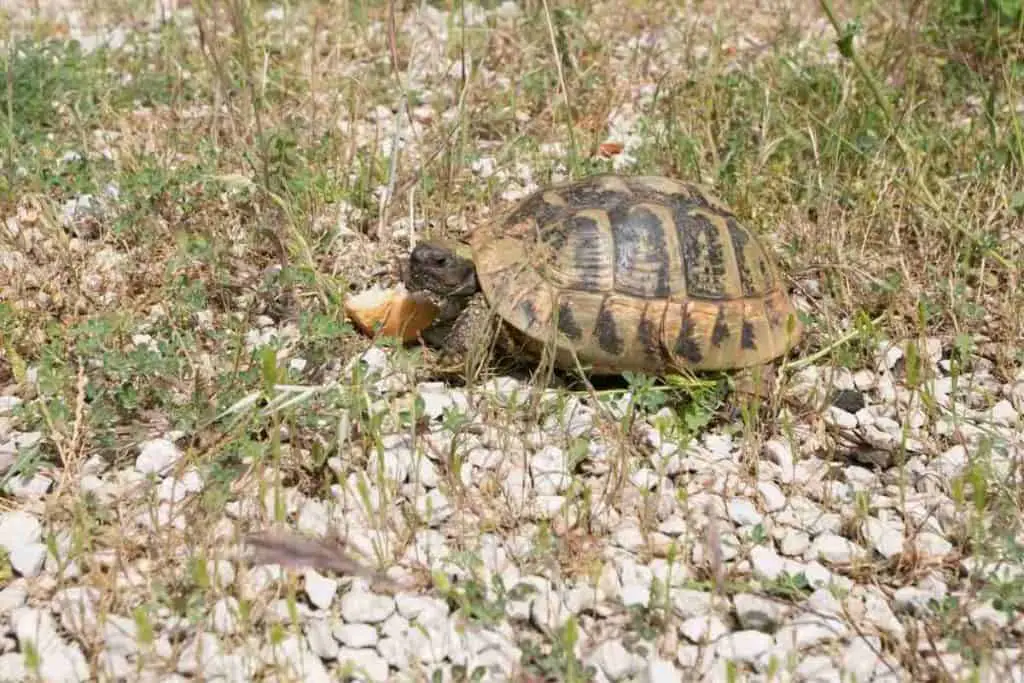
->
<box><xmin>405</xmin><ymin>241</ymin><xmax>479</xmax><ymax>299</ymax></box>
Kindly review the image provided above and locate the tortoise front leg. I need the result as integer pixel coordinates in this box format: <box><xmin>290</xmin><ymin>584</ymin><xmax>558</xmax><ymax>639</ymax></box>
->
<box><xmin>433</xmin><ymin>293</ymin><xmax>506</xmax><ymax>380</ymax></box>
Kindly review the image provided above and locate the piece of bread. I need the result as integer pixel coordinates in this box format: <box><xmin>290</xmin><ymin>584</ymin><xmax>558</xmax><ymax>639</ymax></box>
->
<box><xmin>343</xmin><ymin>284</ymin><xmax>439</xmax><ymax>343</ymax></box>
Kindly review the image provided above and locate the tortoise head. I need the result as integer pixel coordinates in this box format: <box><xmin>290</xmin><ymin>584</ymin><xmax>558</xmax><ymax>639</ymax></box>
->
<box><xmin>405</xmin><ymin>239</ymin><xmax>479</xmax><ymax>299</ymax></box>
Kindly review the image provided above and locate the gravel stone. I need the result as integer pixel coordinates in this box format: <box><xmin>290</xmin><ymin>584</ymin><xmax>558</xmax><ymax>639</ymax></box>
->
<box><xmin>415</xmin><ymin>488</ymin><xmax>452</xmax><ymax>525</ymax></box>
<box><xmin>262</xmin><ymin>635</ymin><xmax>330</xmax><ymax>683</ymax></box>
<box><xmin>989</xmin><ymin>399</ymin><xmax>1017</xmax><ymax>426</ymax></box>
<box><xmin>841</xmin><ymin>635</ymin><xmax>887</xmax><ymax>681</ymax></box>
<box><xmin>379</xmin><ymin>614</ymin><xmax>411</xmax><ymax>640</ymax></box>
<box><xmin>54</xmin><ymin>587</ymin><xmax>101</xmax><ymax>636</ymax></box>
<box><xmin>857</xmin><ymin>588</ymin><xmax>906</xmax><ymax>639</ymax></box>
<box><xmin>333</xmin><ymin>622</ymin><xmax>379</xmax><ymax>649</ymax></box>
<box><xmin>0</xmin><ymin>581</ymin><xmax>29</xmax><ymax>613</ymax></box>
<box><xmin>757</xmin><ymin>481</ymin><xmax>787</xmax><ymax>512</ymax></box>
<box><xmin>4</xmin><ymin>472</ymin><xmax>54</xmax><ymax>498</ymax></box>
<box><xmin>416</xmin><ymin>382</ymin><xmax>458</xmax><ymax>420</ymax></box>
<box><xmin>12</xmin><ymin>607</ymin><xmax>89</xmax><ymax>682</ymax></box>
<box><xmin>670</xmin><ymin>589</ymin><xmax>714</xmax><ymax>619</ymax></box>
<box><xmin>0</xmin><ymin>652</ymin><xmax>27</xmax><ymax>682</ymax></box>
<box><xmin>779</xmin><ymin>530</ymin><xmax>810</xmax><ymax>557</ymax></box>
<box><xmin>157</xmin><ymin>468</ymin><xmax>203</xmax><ymax>502</ymax></box>
<box><xmin>643</xmin><ymin>657</ymin><xmax>683</xmax><ymax>683</ymax></box>
<box><xmin>630</xmin><ymin>467</ymin><xmax>660</xmax><ymax>490</ymax></box>
<box><xmin>9</xmin><ymin>542</ymin><xmax>47</xmax><ymax>577</ymax></box>
<box><xmin>800</xmin><ymin>588</ymin><xmax>839</xmax><ymax>616</ymax></box>
<box><xmin>749</xmin><ymin>545</ymin><xmax>786</xmax><ymax>580</ymax></box>
<box><xmin>394</xmin><ymin>594</ymin><xmax>448</xmax><ymax>622</ymax></box>
<box><xmin>969</xmin><ymin>602</ymin><xmax>1010</xmax><ymax>629</ymax></box>
<box><xmin>762</xmin><ymin>439</ymin><xmax>796</xmax><ymax>482</ymax></box>
<box><xmin>775</xmin><ymin>615</ymin><xmax>849</xmax><ymax>649</ymax></box>
<box><xmin>376</xmin><ymin>636</ymin><xmax>415</xmax><ymax>668</ymax></box>
<box><xmin>796</xmin><ymin>654</ymin><xmax>841</xmax><ymax>683</ymax></box>
<box><xmin>210</xmin><ymin>597</ymin><xmax>241</xmax><ymax>635</ymax></box>
<box><xmin>339</xmin><ymin>588</ymin><xmax>396</xmax><ymax>624</ymax></box>
<box><xmin>103</xmin><ymin>614</ymin><xmax>139</xmax><ymax>657</ymax></box>
<box><xmin>727</xmin><ymin>498</ymin><xmax>763</xmax><ymax>526</ymax></box>
<box><xmin>913</xmin><ymin>532</ymin><xmax>954</xmax><ymax>560</ymax></box>
<box><xmin>530</xmin><ymin>444</ymin><xmax>570</xmax><ymax>494</ymax></box>
<box><xmin>893</xmin><ymin>586</ymin><xmax>936</xmax><ymax>616</ymax></box>
<box><xmin>205</xmin><ymin>651</ymin><xmax>258</xmax><ymax>682</ymax></box>
<box><xmin>864</xmin><ymin>516</ymin><xmax>904</xmax><ymax>559</ymax></box>
<box><xmin>0</xmin><ymin>510</ymin><xmax>42</xmax><ymax>552</ymax></box>
<box><xmin>135</xmin><ymin>438</ymin><xmax>183</xmax><ymax>475</ymax></box>
<box><xmin>935</xmin><ymin>444</ymin><xmax>969</xmax><ymax>478</ymax></box>
<box><xmin>305</xmin><ymin>619</ymin><xmax>340</xmax><ymax>660</ymax></box>
<box><xmin>530</xmin><ymin>585</ymin><xmax>571</xmax><ymax>631</ymax></box>
<box><xmin>680</xmin><ymin>615</ymin><xmax>729</xmax><ymax>644</ymax></box>
<box><xmin>613</xmin><ymin>523</ymin><xmax>646</xmax><ymax>551</ymax></box>
<box><xmin>177</xmin><ymin>633</ymin><xmax>222</xmax><ymax>674</ymax></box>
<box><xmin>714</xmin><ymin>630</ymin><xmax>774</xmax><ymax>664</ymax></box>
<box><xmin>734</xmin><ymin>593</ymin><xmax>787</xmax><ymax>632</ymax></box>
<box><xmin>240</xmin><ymin>564</ymin><xmax>283</xmax><ymax>601</ymax></box>
<box><xmin>807</xmin><ymin>533</ymin><xmax>867</xmax><ymax>564</ymax></box>
<box><xmin>824</xmin><ymin>405</ymin><xmax>859</xmax><ymax>430</ymax></box>
<box><xmin>586</xmin><ymin>639</ymin><xmax>645</xmax><ymax>680</ymax></box>
<box><xmin>336</xmin><ymin>647</ymin><xmax>390</xmax><ymax>682</ymax></box>
<box><xmin>304</xmin><ymin>569</ymin><xmax>339</xmax><ymax>610</ymax></box>
<box><xmin>468</xmin><ymin>647</ymin><xmax>521</xmax><ymax>678</ymax></box>
<box><xmin>621</xmin><ymin>582</ymin><xmax>651</xmax><ymax>608</ymax></box>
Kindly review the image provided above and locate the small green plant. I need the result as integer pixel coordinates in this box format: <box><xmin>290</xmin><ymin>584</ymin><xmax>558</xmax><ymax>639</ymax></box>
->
<box><xmin>519</xmin><ymin>616</ymin><xmax>597</xmax><ymax>683</ymax></box>
<box><xmin>432</xmin><ymin>571</ymin><xmax>514</xmax><ymax>628</ymax></box>
<box><xmin>763</xmin><ymin>572</ymin><xmax>813</xmax><ymax>601</ymax></box>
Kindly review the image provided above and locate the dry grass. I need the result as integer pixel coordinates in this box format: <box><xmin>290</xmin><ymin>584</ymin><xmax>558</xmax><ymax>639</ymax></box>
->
<box><xmin>1</xmin><ymin>0</ymin><xmax>1023</xmax><ymax>680</ymax></box>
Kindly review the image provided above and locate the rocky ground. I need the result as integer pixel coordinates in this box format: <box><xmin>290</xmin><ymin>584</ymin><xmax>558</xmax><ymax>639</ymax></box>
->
<box><xmin>1</xmin><ymin>0</ymin><xmax>1023</xmax><ymax>682</ymax></box>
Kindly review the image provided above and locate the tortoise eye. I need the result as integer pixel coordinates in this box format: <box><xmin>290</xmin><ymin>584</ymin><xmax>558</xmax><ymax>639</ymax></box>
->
<box><xmin>431</xmin><ymin>254</ymin><xmax>450</xmax><ymax>267</ymax></box>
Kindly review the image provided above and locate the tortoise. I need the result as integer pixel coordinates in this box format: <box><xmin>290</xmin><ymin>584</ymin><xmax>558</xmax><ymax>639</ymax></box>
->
<box><xmin>404</xmin><ymin>174</ymin><xmax>803</xmax><ymax>379</ymax></box>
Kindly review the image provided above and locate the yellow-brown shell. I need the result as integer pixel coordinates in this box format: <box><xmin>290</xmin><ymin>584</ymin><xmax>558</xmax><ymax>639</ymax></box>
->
<box><xmin>466</xmin><ymin>174</ymin><xmax>803</xmax><ymax>374</ymax></box>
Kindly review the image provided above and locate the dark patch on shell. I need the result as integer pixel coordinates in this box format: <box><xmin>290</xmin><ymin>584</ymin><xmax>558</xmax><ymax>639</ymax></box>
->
<box><xmin>556</xmin><ymin>302</ymin><xmax>583</xmax><ymax>341</ymax></box>
<box><xmin>741</xmin><ymin>321</ymin><xmax>757</xmax><ymax>350</ymax></box>
<box><xmin>711</xmin><ymin>305</ymin><xmax>731</xmax><ymax>347</ymax></box>
<box><xmin>637</xmin><ymin>305</ymin><xmax>662</xmax><ymax>358</ymax></box>
<box><xmin>539</xmin><ymin>220</ymin><xmax>568</xmax><ymax>252</ymax></box>
<box><xmin>595</xmin><ymin>297</ymin><xmax>624</xmax><ymax>355</ymax></box>
<box><xmin>673</xmin><ymin>304</ymin><xmax>704</xmax><ymax>363</ymax></box>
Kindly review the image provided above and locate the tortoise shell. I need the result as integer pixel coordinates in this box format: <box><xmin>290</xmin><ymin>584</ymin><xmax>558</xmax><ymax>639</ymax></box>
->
<box><xmin>466</xmin><ymin>174</ymin><xmax>803</xmax><ymax>374</ymax></box>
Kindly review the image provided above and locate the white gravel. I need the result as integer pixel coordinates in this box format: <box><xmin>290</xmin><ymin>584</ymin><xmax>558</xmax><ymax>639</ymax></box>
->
<box><xmin>5</xmin><ymin>327</ymin><xmax>1020</xmax><ymax>681</ymax></box>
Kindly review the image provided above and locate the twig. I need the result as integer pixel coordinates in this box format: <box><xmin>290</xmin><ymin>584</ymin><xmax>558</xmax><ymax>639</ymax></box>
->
<box><xmin>377</xmin><ymin>97</ymin><xmax>406</xmax><ymax>241</ymax></box>
<box><xmin>243</xmin><ymin>530</ymin><xmax>405</xmax><ymax>592</ymax></box>
<box><xmin>408</xmin><ymin>184</ymin><xmax>416</xmax><ymax>252</ymax></box>
<box><xmin>540</xmin><ymin>0</ymin><xmax>578</xmax><ymax>165</ymax></box>
<box><xmin>785</xmin><ymin>312</ymin><xmax>887</xmax><ymax>372</ymax></box>
<box><xmin>817</xmin><ymin>0</ymin><xmax>893</xmax><ymax>125</ymax></box>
